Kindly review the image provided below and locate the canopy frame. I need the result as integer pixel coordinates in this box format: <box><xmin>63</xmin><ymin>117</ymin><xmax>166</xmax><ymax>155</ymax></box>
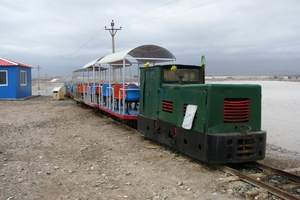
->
<box><xmin>72</xmin><ymin>44</ymin><xmax>176</xmax><ymax>115</ymax></box>
<box><xmin>96</xmin><ymin>44</ymin><xmax>176</xmax><ymax>114</ymax></box>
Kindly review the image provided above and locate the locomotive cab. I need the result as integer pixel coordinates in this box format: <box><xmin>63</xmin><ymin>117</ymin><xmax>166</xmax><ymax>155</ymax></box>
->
<box><xmin>138</xmin><ymin>64</ymin><xmax>266</xmax><ymax>164</ymax></box>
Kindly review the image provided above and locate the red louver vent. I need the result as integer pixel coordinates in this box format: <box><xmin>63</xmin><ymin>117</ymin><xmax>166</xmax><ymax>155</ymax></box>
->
<box><xmin>224</xmin><ymin>98</ymin><xmax>250</xmax><ymax>123</ymax></box>
<box><xmin>162</xmin><ymin>100</ymin><xmax>173</xmax><ymax>113</ymax></box>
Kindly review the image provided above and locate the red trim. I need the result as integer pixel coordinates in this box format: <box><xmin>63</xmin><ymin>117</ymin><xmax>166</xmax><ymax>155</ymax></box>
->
<box><xmin>98</xmin><ymin>105</ymin><xmax>137</xmax><ymax>120</ymax></box>
<box><xmin>74</xmin><ymin>100</ymin><xmax>137</xmax><ymax>121</ymax></box>
<box><xmin>86</xmin><ymin>103</ymin><xmax>98</xmax><ymax>108</ymax></box>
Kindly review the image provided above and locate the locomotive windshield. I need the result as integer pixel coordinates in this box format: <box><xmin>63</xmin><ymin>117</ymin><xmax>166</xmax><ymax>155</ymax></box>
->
<box><xmin>163</xmin><ymin>68</ymin><xmax>202</xmax><ymax>83</ymax></box>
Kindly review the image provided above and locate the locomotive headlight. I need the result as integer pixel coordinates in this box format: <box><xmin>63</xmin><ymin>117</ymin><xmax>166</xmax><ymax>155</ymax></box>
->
<box><xmin>170</xmin><ymin>65</ymin><xmax>177</xmax><ymax>72</ymax></box>
<box><xmin>144</xmin><ymin>62</ymin><xmax>150</xmax><ymax>67</ymax></box>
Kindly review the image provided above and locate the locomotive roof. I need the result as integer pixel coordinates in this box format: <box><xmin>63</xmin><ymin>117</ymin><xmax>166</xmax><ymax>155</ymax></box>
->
<box><xmin>149</xmin><ymin>64</ymin><xmax>202</xmax><ymax>68</ymax></box>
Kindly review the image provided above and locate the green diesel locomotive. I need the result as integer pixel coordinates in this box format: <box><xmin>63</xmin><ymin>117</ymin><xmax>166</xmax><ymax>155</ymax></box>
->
<box><xmin>138</xmin><ymin>64</ymin><xmax>266</xmax><ymax>164</ymax></box>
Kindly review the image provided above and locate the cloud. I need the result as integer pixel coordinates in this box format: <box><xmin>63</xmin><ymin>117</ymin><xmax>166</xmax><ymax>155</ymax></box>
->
<box><xmin>1</xmin><ymin>0</ymin><xmax>300</xmax><ymax>76</ymax></box>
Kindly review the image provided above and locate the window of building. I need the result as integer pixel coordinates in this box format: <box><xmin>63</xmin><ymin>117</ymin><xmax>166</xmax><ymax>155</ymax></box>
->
<box><xmin>0</xmin><ymin>70</ymin><xmax>8</xmax><ymax>86</ymax></box>
<box><xmin>20</xmin><ymin>70</ymin><xmax>27</xmax><ymax>86</ymax></box>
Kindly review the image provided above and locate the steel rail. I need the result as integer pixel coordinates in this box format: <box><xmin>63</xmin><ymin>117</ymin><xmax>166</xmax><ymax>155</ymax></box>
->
<box><xmin>221</xmin><ymin>165</ymin><xmax>300</xmax><ymax>200</ymax></box>
<box><xmin>255</xmin><ymin>162</ymin><xmax>300</xmax><ymax>183</ymax></box>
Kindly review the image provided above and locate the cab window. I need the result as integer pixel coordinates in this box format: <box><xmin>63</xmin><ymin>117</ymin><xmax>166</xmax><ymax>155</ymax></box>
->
<box><xmin>163</xmin><ymin>68</ymin><xmax>202</xmax><ymax>83</ymax></box>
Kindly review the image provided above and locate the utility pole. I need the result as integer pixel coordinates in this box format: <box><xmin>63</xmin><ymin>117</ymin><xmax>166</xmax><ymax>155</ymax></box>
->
<box><xmin>37</xmin><ymin>65</ymin><xmax>41</xmax><ymax>95</ymax></box>
<box><xmin>105</xmin><ymin>20</ymin><xmax>122</xmax><ymax>53</ymax></box>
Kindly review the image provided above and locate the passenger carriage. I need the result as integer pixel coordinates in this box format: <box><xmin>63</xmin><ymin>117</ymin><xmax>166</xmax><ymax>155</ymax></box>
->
<box><xmin>71</xmin><ymin>44</ymin><xmax>176</xmax><ymax>121</ymax></box>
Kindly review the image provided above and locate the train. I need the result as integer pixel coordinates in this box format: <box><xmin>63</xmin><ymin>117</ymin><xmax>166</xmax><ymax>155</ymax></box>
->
<box><xmin>66</xmin><ymin>44</ymin><xmax>266</xmax><ymax>164</ymax></box>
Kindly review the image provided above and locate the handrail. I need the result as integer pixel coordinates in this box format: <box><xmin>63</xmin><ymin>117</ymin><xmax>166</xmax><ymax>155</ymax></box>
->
<box><xmin>100</xmin><ymin>85</ymin><xmax>103</xmax><ymax>106</ymax></box>
<box><xmin>120</xmin><ymin>88</ymin><xmax>140</xmax><ymax>91</ymax></box>
<box><xmin>95</xmin><ymin>83</ymin><xmax>140</xmax><ymax>115</ymax></box>
<box><xmin>120</xmin><ymin>87</ymin><xmax>140</xmax><ymax>114</ymax></box>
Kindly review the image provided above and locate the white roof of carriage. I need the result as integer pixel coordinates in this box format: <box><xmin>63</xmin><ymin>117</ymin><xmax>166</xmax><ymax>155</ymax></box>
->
<box><xmin>97</xmin><ymin>44</ymin><xmax>176</xmax><ymax>64</ymax></box>
<box><xmin>82</xmin><ymin>58</ymin><xmax>101</xmax><ymax>69</ymax></box>
<box><xmin>73</xmin><ymin>44</ymin><xmax>175</xmax><ymax>72</ymax></box>
<box><xmin>74</xmin><ymin>57</ymin><xmax>105</xmax><ymax>72</ymax></box>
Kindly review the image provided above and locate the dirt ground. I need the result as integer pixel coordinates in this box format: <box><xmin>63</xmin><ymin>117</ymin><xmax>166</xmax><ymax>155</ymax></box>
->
<box><xmin>0</xmin><ymin>97</ymin><xmax>240</xmax><ymax>200</ymax></box>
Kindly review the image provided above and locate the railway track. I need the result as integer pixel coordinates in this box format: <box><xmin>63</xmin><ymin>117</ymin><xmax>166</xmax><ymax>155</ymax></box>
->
<box><xmin>119</xmin><ymin>120</ymin><xmax>300</xmax><ymax>199</ymax></box>
<box><xmin>221</xmin><ymin>162</ymin><xmax>300</xmax><ymax>200</ymax></box>
<box><xmin>77</xmin><ymin>110</ymin><xmax>299</xmax><ymax>199</ymax></box>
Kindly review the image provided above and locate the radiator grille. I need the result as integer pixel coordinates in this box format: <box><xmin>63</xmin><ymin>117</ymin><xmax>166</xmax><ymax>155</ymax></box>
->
<box><xmin>224</xmin><ymin>98</ymin><xmax>250</xmax><ymax>123</ymax></box>
<box><xmin>237</xmin><ymin>137</ymin><xmax>255</xmax><ymax>158</ymax></box>
<box><xmin>162</xmin><ymin>100</ymin><xmax>173</xmax><ymax>113</ymax></box>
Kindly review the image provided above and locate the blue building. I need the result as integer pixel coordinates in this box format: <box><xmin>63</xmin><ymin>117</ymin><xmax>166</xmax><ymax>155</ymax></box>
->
<box><xmin>0</xmin><ymin>58</ymin><xmax>32</xmax><ymax>100</ymax></box>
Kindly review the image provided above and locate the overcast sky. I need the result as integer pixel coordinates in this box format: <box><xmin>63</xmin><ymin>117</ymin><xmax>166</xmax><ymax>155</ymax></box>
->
<box><xmin>1</xmin><ymin>0</ymin><xmax>300</xmax><ymax>76</ymax></box>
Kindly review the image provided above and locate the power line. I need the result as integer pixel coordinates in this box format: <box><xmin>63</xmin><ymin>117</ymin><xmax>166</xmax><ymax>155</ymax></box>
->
<box><xmin>67</xmin><ymin>31</ymin><xmax>101</xmax><ymax>58</ymax></box>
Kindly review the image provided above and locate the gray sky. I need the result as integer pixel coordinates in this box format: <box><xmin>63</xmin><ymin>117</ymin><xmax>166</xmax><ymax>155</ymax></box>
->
<box><xmin>1</xmin><ymin>0</ymin><xmax>300</xmax><ymax>76</ymax></box>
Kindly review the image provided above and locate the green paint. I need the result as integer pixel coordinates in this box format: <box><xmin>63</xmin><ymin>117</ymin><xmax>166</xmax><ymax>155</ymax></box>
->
<box><xmin>139</xmin><ymin>64</ymin><xmax>263</xmax><ymax>136</ymax></box>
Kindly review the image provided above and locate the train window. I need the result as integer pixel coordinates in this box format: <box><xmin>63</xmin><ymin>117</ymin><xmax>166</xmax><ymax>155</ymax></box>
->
<box><xmin>163</xmin><ymin>68</ymin><xmax>201</xmax><ymax>83</ymax></box>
